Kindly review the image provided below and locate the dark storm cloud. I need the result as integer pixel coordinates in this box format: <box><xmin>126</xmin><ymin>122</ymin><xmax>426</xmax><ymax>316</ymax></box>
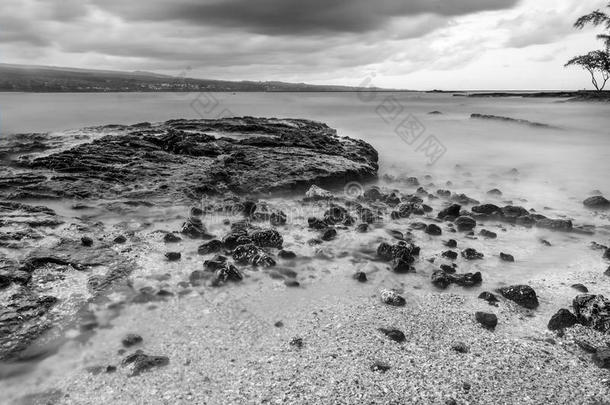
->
<box><xmin>93</xmin><ymin>0</ymin><xmax>519</xmax><ymax>35</ymax></box>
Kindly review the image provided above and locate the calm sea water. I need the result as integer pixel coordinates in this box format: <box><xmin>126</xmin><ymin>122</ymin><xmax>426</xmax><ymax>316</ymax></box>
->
<box><xmin>1</xmin><ymin>91</ymin><xmax>609</xmax><ymax>206</ymax></box>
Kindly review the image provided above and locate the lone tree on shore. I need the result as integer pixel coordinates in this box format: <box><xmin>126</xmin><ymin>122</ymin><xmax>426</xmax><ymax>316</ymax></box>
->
<box><xmin>566</xmin><ymin>2</ymin><xmax>610</xmax><ymax>91</ymax></box>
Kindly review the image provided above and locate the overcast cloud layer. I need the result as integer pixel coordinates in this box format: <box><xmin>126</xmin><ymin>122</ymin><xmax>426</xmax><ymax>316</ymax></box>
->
<box><xmin>1</xmin><ymin>0</ymin><xmax>608</xmax><ymax>89</ymax></box>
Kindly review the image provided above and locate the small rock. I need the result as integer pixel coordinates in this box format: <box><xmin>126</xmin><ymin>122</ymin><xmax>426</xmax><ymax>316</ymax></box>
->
<box><xmin>305</xmin><ymin>185</ymin><xmax>333</xmax><ymax>200</ymax></box>
<box><xmin>391</xmin><ymin>257</ymin><xmax>414</xmax><ymax>273</ymax></box>
<box><xmin>114</xmin><ymin>235</ymin><xmax>127</xmax><ymax>244</ymax></box>
<box><xmin>284</xmin><ymin>280</ymin><xmax>300</xmax><ymax>287</ymax></box>
<box><xmin>378</xmin><ymin>328</ymin><xmax>406</xmax><ymax>343</ymax></box>
<box><xmin>437</xmin><ymin>204</ymin><xmax>461</xmax><ymax>219</ymax></box>
<box><xmin>451</xmin><ymin>342</ymin><xmax>470</xmax><ymax>353</ymax></box>
<box><xmin>583</xmin><ymin>195</ymin><xmax>610</xmax><ymax>209</ymax></box>
<box><xmin>380</xmin><ymin>289</ymin><xmax>406</xmax><ymax>306</ymax></box>
<box><xmin>353</xmin><ymin>272</ymin><xmax>367</xmax><ymax>282</ymax></box>
<box><xmin>479</xmin><ymin>229</ymin><xmax>497</xmax><ymax>239</ymax></box>
<box><xmin>274</xmin><ymin>321</ymin><xmax>284</xmax><ymax>327</ymax></box>
<box><xmin>278</xmin><ymin>250</ymin><xmax>297</xmax><ymax>259</ymax></box>
<box><xmin>425</xmin><ymin>224</ymin><xmax>442</xmax><ymax>236</ymax></box>
<box><xmin>547</xmin><ymin>309</ymin><xmax>578</xmax><ymax>331</ymax></box>
<box><xmin>81</xmin><ymin>236</ymin><xmax>93</xmax><ymax>247</ymax></box>
<box><xmin>370</xmin><ymin>361</ymin><xmax>391</xmax><ymax>373</ymax></box>
<box><xmin>499</xmin><ymin>252</ymin><xmax>514</xmax><ymax>262</ymax></box>
<box><xmin>540</xmin><ymin>239</ymin><xmax>552</xmax><ymax>246</ymax></box>
<box><xmin>321</xmin><ymin>228</ymin><xmax>337</xmax><ymax>241</ymax></box>
<box><xmin>165</xmin><ymin>252</ymin><xmax>181</xmax><ymax>261</ymax></box>
<box><xmin>478</xmin><ymin>291</ymin><xmax>499</xmax><ymax>305</ymax></box>
<box><xmin>356</xmin><ymin>223</ymin><xmax>369</xmax><ymax>233</ymax></box>
<box><xmin>442</xmin><ymin>250</ymin><xmax>458</xmax><ymax>260</ymax></box>
<box><xmin>163</xmin><ymin>233</ymin><xmax>182</xmax><ymax>243</ymax></box>
<box><xmin>122</xmin><ymin>350</ymin><xmax>169</xmax><ymax>376</ymax></box>
<box><xmin>197</xmin><ymin>240</ymin><xmax>223</xmax><ymax>255</ymax></box>
<box><xmin>475</xmin><ymin>312</ymin><xmax>498</xmax><ymax>330</ymax></box>
<box><xmin>572</xmin><ymin>294</ymin><xmax>610</xmax><ymax>333</ymax></box>
<box><xmin>122</xmin><ymin>334</ymin><xmax>143</xmax><ymax>348</ymax></box>
<box><xmin>571</xmin><ymin>284</ymin><xmax>588</xmax><ymax>293</ymax></box>
<box><xmin>498</xmin><ymin>285</ymin><xmax>539</xmax><ymax>309</ymax></box>
<box><xmin>455</xmin><ymin>216</ymin><xmax>476</xmax><ymax>231</ymax></box>
<box><xmin>443</xmin><ymin>239</ymin><xmax>457</xmax><ymax>248</ymax></box>
<box><xmin>289</xmin><ymin>337</ymin><xmax>303</xmax><ymax>348</ymax></box>
<box><xmin>461</xmin><ymin>248</ymin><xmax>484</xmax><ymax>260</ymax></box>
<box><xmin>487</xmin><ymin>188</ymin><xmax>502</xmax><ymax>196</ymax></box>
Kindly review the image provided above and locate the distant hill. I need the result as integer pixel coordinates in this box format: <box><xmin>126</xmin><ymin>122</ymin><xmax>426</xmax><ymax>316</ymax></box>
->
<box><xmin>0</xmin><ymin>64</ymin><xmax>391</xmax><ymax>93</ymax></box>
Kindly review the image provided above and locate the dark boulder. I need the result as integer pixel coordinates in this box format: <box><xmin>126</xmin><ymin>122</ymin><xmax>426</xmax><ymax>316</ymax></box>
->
<box><xmin>379</xmin><ymin>328</ymin><xmax>406</xmax><ymax>343</ymax></box>
<box><xmin>198</xmin><ymin>239</ymin><xmax>223</xmax><ymax>255</ymax></box>
<box><xmin>498</xmin><ymin>285</ymin><xmax>539</xmax><ymax>309</ymax></box>
<box><xmin>81</xmin><ymin>236</ymin><xmax>93</xmax><ymax>247</ymax></box>
<box><xmin>204</xmin><ymin>254</ymin><xmax>228</xmax><ymax>271</ymax></box>
<box><xmin>475</xmin><ymin>312</ymin><xmax>498</xmax><ymax>330</ymax></box>
<box><xmin>499</xmin><ymin>252</ymin><xmax>514</xmax><ymax>262</ymax></box>
<box><xmin>432</xmin><ymin>270</ymin><xmax>481</xmax><ymax>289</ymax></box>
<box><xmin>547</xmin><ymin>309</ymin><xmax>578</xmax><ymax>331</ymax></box>
<box><xmin>437</xmin><ymin>204</ymin><xmax>461</xmax><ymax>219</ymax></box>
<box><xmin>535</xmin><ymin>218</ymin><xmax>572</xmax><ymax>232</ymax></box>
<box><xmin>321</xmin><ymin>228</ymin><xmax>337</xmax><ymax>241</ymax></box>
<box><xmin>455</xmin><ymin>216</ymin><xmax>476</xmax><ymax>231</ymax></box>
<box><xmin>211</xmin><ymin>263</ymin><xmax>243</xmax><ymax>286</ymax></box>
<box><xmin>425</xmin><ymin>224</ymin><xmax>442</xmax><ymax>236</ymax></box>
<box><xmin>479</xmin><ymin>229</ymin><xmax>497</xmax><ymax>239</ymax></box>
<box><xmin>250</xmin><ymin>229</ymin><xmax>283</xmax><ymax>249</ymax></box>
<box><xmin>583</xmin><ymin>195</ymin><xmax>610</xmax><ymax>209</ymax></box>
<box><xmin>380</xmin><ymin>289</ymin><xmax>406</xmax><ymax>306</ymax></box>
<box><xmin>165</xmin><ymin>252</ymin><xmax>181</xmax><ymax>261</ymax></box>
<box><xmin>431</xmin><ymin>270</ymin><xmax>451</xmax><ymax>289</ymax></box>
<box><xmin>571</xmin><ymin>284</ymin><xmax>588</xmax><ymax>293</ymax></box>
<box><xmin>461</xmin><ymin>248</ymin><xmax>484</xmax><ymax>260</ymax></box>
<box><xmin>181</xmin><ymin>217</ymin><xmax>213</xmax><ymax>239</ymax></box>
<box><xmin>163</xmin><ymin>233</ymin><xmax>182</xmax><ymax>243</ymax></box>
<box><xmin>572</xmin><ymin>294</ymin><xmax>610</xmax><ymax>333</ymax></box>
<box><xmin>472</xmin><ymin>204</ymin><xmax>502</xmax><ymax>216</ymax></box>
<box><xmin>353</xmin><ymin>272</ymin><xmax>367</xmax><ymax>282</ymax></box>
<box><xmin>232</xmin><ymin>244</ymin><xmax>276</xmax><ymax>267</ymax></box>
<box><xmin>122</xmin><ymin>334</ymin><xmax>143</xmax><ymax>348</ymax></box>
<box><xmin>443</xmin><ymin>239</ymin><xmax>457</xmax><ymax>248</ymax></box>
<box><xmin>442</xmin><ymin>251</ymin><xmax>458</xmax><ymax>260</ymax></box>
<box><xmin>391</xmin><ymin>257</ymin><xmax>415</xmax><ymax>274</ymax></box>
<box><xmin>478</xmin><ymin>291</ymin><xmax>498</xmax><ymax>304</ymax></box>
<box><xmin>278</xmin><ymin>250</ymin><xmax>297</xmax><ymax>260</ymax></box>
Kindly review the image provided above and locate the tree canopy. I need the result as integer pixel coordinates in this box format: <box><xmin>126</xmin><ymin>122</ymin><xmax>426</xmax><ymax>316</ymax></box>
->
<box><xmin>567</xmin><ymin>2</ymin><xmax>610</xmax><ymax>91</ymax></box>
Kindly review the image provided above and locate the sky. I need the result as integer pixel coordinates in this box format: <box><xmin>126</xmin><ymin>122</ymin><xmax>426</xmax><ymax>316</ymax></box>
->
<box><xmin>1</xmin><ymin>0</ymin><xmax>608</xmax><ymax>90</ymax></box>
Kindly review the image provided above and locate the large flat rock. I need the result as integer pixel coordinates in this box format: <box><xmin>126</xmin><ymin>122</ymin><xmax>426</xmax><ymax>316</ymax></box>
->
<box><xmin>0</xmin><ymin>117</ymin><xmax>378</xmax><ymax>202</ymax></box>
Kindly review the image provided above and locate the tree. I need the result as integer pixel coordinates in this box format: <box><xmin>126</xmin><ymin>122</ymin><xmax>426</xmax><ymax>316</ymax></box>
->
<box><xmin>567</xmin><ymin>2</ymin><xmax>610</xmax><ymax>90</ymax></box>
<box><xmin>565</xmin><ymin>50</ymin><xmax>610</xmax><ymax>91</ymax></box>
<box><xmin>574</xmin><ymin>3</ymin><xmax>610</xmax><ymax>49</ymax></box>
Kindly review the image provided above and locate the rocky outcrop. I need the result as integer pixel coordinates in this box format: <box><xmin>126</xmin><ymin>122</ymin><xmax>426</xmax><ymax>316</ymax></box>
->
<box><xmin>0</xmin><ymin>117</ymin><xmax>378</xmax><ymax>202</ymax></box>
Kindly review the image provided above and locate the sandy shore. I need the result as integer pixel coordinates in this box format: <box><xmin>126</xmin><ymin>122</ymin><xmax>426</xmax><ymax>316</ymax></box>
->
<box><xmin>8</xmin><ymin>264</ymin><xmax>610</xmax><ymax>405</ymax></box>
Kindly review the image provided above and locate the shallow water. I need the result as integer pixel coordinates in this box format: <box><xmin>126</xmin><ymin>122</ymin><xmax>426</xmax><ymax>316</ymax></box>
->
<box><xmin>0</xmin><ymin>92</ymin><xmax>609</xmax><ymax>401</ymax></box>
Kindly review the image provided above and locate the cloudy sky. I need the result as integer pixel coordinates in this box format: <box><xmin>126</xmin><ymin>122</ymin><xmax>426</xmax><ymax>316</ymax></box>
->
<box><xmin>1</xmin><ymin>0</ymin><xmax>608</xmax><ymax>90</ymax></box>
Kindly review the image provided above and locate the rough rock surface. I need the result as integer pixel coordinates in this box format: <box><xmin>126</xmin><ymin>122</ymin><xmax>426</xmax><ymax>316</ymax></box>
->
<box><xmin>498</xmin><ymin>285</ymin><xmax>539</xmax><ymax>309</ymax></box>
<box><xmin>572</xmin><ymin>294</ymin><xmax>610</xmax><ymax>333</ymax></box>
<box><xmin>0</xmin><ymin>117</ymin><xmax>378</xmax><ymax>201</ymax></box>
